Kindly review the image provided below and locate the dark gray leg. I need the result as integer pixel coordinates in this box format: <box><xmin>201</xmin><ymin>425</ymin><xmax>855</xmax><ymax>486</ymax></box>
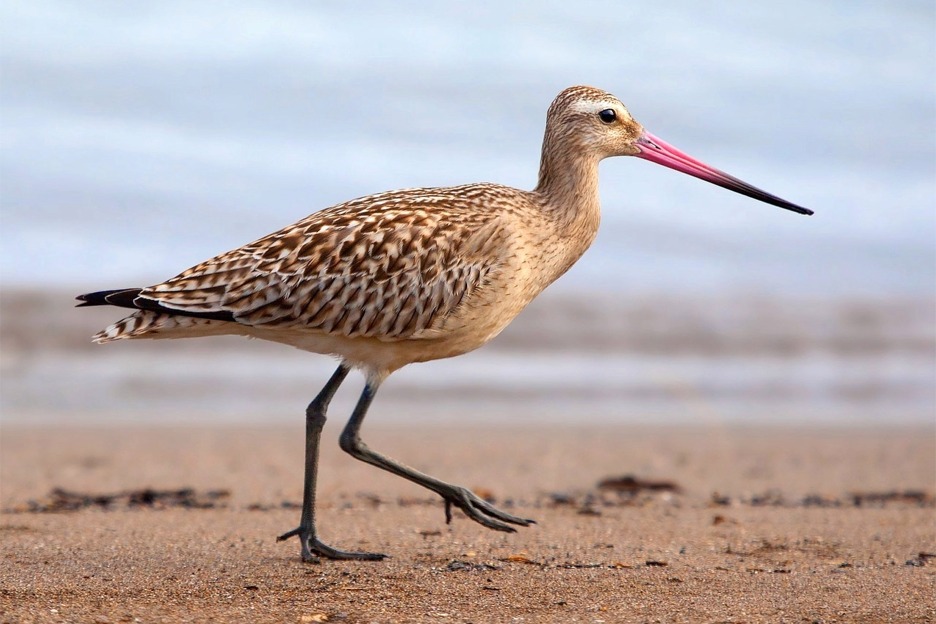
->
<box><xmin>339</xmin><ymin>378</ymin><xmax>535</xmax><ymax>532</ymax></box>
<box><xmin>277</xmin><ymin>364</ymin><xmax>386</xmax><ymax>562</ymax></box>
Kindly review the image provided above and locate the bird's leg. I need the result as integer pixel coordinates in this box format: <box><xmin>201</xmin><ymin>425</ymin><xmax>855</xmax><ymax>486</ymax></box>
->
<box><xmin>339</xmin><ymin>378</ymin><xmax>535</xmax><ymax>532</ymax></box>
<box><xmin>277</xmin><ymin>364</ymin><xmax>386</xmax><ymax>562</ymax></box>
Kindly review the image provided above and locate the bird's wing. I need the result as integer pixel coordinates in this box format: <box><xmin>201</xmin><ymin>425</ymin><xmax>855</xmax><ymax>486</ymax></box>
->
<box><xmin>139</xmin><ymin>190</ymin><xmax>511</xmax><ymax>340</ymax></box>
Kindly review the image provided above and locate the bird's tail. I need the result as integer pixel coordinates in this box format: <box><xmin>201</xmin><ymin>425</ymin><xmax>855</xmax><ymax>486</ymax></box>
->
<box><xmin>90</xmin><ymin>311</ymin><xmax>156</xmax><ymax>343</ymax></box>
<box><xmin>77</xmin><ymin>287</ymin><xmax>239</xmax><ymax>343</ymax></box>
<box><xmin>88</xmin><ymin>309</ymin><xmax>237</xmax><ymax>343</ymax></box>
<box><xmin>76</xmin><ymin>288</ymin><xmax>144</xmax><ymax>309</ymax></box>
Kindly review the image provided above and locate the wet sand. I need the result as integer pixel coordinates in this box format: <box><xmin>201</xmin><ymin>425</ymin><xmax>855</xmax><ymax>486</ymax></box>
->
<box><xmin>2</xmin><ymin>423</ymin><xmax>934</xmax><ymax>623</ymax></box>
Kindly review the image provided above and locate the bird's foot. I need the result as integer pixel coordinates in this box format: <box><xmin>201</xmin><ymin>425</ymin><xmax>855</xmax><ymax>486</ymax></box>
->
<box><xmin>277</xmin><ymin>527</ymin><xmax>387</xmax><ymax>563</ymax></box>
<box><xmin>440</xmin><ymin>486</ymin><xmax>535</xmax><ymax>532</ymax></box>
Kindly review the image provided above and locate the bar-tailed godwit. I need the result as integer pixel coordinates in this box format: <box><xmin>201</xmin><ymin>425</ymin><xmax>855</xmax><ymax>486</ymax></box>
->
<box><xmin>78</xmin><ymin>85</ymin><xmax>812</xmax><ymax>562</ymax></box>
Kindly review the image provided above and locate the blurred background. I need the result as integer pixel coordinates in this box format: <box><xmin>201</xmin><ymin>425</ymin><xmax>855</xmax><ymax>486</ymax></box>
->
<box><xmin>1</xmin><ymin>1</ymin><xmax>933</xmax><ymax>427</ymax></box>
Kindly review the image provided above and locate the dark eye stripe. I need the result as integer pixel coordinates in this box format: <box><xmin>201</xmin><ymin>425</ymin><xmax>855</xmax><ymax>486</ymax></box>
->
<box><xmin>598</xmin><ymin>109</ymin><xmax>616</xmax><ymax>123</ymax></box>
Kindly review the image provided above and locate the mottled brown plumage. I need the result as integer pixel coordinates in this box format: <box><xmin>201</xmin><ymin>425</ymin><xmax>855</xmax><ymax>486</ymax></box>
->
<box><xmin>88</xmin><ymin>86</ymin><xmax>638</xmax><ymax>375</ymax></box>
<box><xmin>78</xmin><ymin>85</ymin><xmax>810</xmax><ymax>562</ymax></box>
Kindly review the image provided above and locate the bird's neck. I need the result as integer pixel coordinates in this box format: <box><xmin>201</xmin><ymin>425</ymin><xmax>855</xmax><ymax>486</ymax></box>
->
<box><xmin>533</xmin><ymin>138</ymin><xmax>602</xmax><ymax>231</ymax></box>
<box><xmin>529</xmin><ymin>137</ymin><xmax>603</xmax><ymax>282</ymax></box>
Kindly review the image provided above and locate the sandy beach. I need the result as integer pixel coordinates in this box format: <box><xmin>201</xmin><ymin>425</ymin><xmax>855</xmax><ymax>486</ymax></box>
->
<box><xmin>2</xmin><ymin>423</ymin><xmax>933</xmax><ymax>623</ymax></box>
<box><xmin>2</xmin><ymin>291</ymin><xmax>933</xmax><ymax>621</ymax></box>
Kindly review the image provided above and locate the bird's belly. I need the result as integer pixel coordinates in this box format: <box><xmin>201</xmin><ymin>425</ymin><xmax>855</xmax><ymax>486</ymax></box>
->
<box><xmin>247</xmin><ymin>321</ymin><xmax>502</xmax><ymax>375</ymax></box>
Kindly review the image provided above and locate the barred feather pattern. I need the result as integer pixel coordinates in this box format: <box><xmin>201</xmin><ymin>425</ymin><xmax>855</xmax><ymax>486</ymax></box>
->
<box><xmin>93</xmin><ymin>310</ymin><xmax>233</xmax><ymax>343</ymax></box>
<box><xmin>98</xmin><ymin>184</ymin><xmax>553</xmax><ymax>345</ymax></box>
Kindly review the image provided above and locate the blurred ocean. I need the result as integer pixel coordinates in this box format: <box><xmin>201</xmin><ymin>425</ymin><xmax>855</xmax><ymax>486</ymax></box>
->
<box><xmin>1</xmin><ymin>2</ymin><xmax>934</xmax><ymax>426</ymax></box>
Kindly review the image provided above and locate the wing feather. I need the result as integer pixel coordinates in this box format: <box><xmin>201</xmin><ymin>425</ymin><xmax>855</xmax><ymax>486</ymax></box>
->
<box><xmin>139</xmin><ymin>187</ymin><xmax>515</xmax><ymax>341</ymax></box>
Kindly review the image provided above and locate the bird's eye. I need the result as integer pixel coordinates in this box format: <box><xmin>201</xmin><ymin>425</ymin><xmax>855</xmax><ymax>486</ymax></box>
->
<box><xmin>598</xmin><ymin>109</ymin><xmax>616</xmax><ymax>124</ymax></box>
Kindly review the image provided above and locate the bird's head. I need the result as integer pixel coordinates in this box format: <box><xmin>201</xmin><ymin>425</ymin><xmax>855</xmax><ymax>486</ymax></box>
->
<box><xmin>545</xmin><ymin>85</ymin><xmax>813</xmax><ymax>215</ymax></box>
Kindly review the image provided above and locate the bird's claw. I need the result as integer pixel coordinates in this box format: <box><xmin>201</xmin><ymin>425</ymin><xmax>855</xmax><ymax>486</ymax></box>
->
<box><xmin>441</xmin><ymin>486</ymin><xmax>535</xmax><ymax>532</ymax></box>
<box><xmin>277</xmin><ymin>526</ymin><xmax>387</xmax><ymax>562</ymax></box>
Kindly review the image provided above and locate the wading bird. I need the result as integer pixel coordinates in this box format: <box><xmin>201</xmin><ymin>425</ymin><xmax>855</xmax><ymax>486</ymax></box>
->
<box><xmin>78</xmin><ymin>86</ymin><xmax>812</xmax><ymax>562</ymax></box>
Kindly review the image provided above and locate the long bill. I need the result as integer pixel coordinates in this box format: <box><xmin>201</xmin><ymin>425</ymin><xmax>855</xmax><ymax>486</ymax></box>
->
<box><xmin>634</xmin><ymin>131</ymin><xmax>813</xmax><ymax>216</ymax></box>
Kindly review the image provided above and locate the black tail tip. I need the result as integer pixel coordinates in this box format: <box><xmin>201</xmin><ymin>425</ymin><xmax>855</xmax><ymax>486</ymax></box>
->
<box><xmin>75</xmin><ymin>288</ymin><xmax>142</xmax><ymax>308</ymax></box>
<box><xmin>75</xmin><ymin>292</ymin><xmax>102</xmax><ymax>307</ymax></box>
